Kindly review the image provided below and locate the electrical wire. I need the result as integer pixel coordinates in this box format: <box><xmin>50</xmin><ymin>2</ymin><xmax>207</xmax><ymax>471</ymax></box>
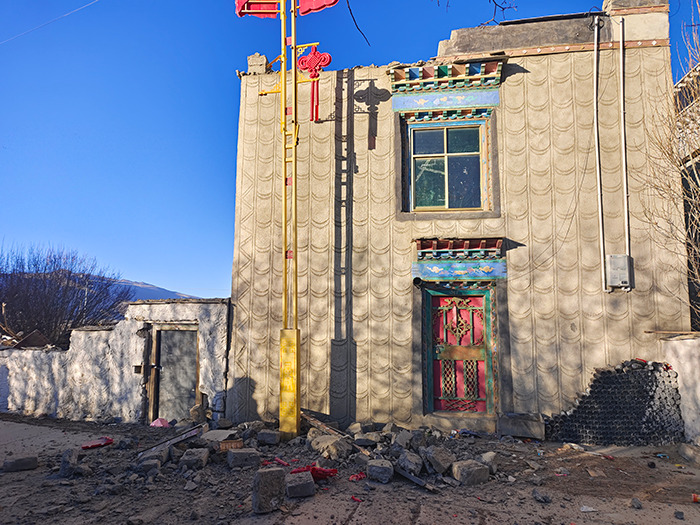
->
<box><xmin>0</xmin><ymin>0</ymin><xmax>100</xmax><ymax>47</ymax></box>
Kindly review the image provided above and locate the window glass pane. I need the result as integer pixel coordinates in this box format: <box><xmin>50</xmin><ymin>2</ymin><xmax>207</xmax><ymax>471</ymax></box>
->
<box><xmin>448</xmin><ymin>155</ymin><xmax>481</xmax><ymax>208</ymax></box>
<box><xmin>414</xmin><ymin>158</ymin><xmax>445</xmax><ymax>208</ymax></box>
<box><xmin>413</xmin><ymin>129</ymin><xmax>444</xmax><ymax>155</ymax></box>
<box><xmin>447</xmin><ymin>127</ymin><xmax>479</xmax><ymax>154</ymax></box>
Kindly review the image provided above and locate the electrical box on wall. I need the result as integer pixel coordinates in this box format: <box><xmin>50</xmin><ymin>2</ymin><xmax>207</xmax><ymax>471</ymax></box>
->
<box><xmin>606</xmin><ymin>254</ymin><xmax>634</xmax><ymax>290</ymax></box>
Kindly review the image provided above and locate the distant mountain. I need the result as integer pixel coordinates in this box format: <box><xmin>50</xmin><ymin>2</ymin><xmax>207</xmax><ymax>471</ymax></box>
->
<box><xmin>114</xmin><ymin>279</ymin><xmax>199</xmax><ymax>301</ymax></box>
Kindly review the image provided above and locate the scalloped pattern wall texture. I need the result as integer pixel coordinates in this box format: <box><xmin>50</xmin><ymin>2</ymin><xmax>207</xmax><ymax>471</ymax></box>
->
<box><xmin>230</xmin><ymin>46</ymin><xmax>689</xmax><ymax>425</ymax></box>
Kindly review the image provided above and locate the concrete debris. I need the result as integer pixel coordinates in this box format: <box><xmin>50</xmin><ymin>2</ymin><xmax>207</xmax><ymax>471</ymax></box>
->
<box><xmin>285</xmin><ymin>470</ymin><xmax>316</xmax><ymax>498</ymax></box>
<box><xmin>367</xmin><ymin>459</ymin><xmax>394</xmax><ymax>484</ymax></box>
<box><xmin>397</xmin><ymin>450</ymin><xmax>423</xmax><ymax>476</ymax></box>
<box><xmin>227</xmin><ymin>448</ymin><xmax>261</xmax><ymax>469</ymax></box>
<box><xmin>2</xmin><ymin>456</ymin><xmax>38</xmax><ymax>472</ymax></box>
<box><xmin>59</xmin><ymin>448</ymin><xmax>80</xmax><ymax>478</ymax></box>
<box><xmin>452</xmin><ymin>459</ymin><xmax>489</xmax><ymax>486</ymax></box>
<box><xmin>257</xmin><ymin>430</ymin><xmax>281</xmax><ymax>446</ymax></box>
<box><xmin>216</xmin><ymin>417</ymin><xmax>234</xmax><ymax>430</ymax></box>
<box><xmin>354</xmin><ymin>432</ymin><xmax>381</xmax><ymax>447</ymax></box>
<box><xmin>310</xmin><ymin>435</ymin><xmax>352</xmax><ymax>460</ymax></box>
<box><xmin>252</xmin><ymin>467</ymin><xmax>285</xmax><ymax>514</ymax></box>
<box><xmin>424</xmin><ymin>445</ymin><xmax>457</xmax><ymax>474</ymax></box>
<box><xmin>532</xmin><ymin>488</ymin><xmax>552</xmax><ymax>504</ymax></box>
<box><xmin>180</xmin><ymin>448</ymin><xmax>209</xmax><ymax>470</ymax></box>
<box><xmin>477</xmin><ymin>451</ymin><xmax>498</xmax><ymax>474</ymax></box>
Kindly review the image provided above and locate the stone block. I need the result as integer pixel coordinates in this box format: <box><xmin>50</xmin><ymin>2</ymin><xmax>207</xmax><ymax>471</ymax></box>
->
<box><xmin>2</xmin><ymin>456</ymin><xmax>38</xmax><ymax>472</ymax></box>
<box><xmin>452</xmin><ymin>459</ymin><xmax>490</xmax><ymax>486</ymax></box>
<box><xmin>310</xmin><ymin>435</ymin><xmax>352</xmax><ymax>460</ymax></box>
<box><xmin>227</xmin><ymin>448</ymin><xmax>261</xmax><ymax>469</ymax></box>
<box><xmin>180</xmin><ymin>448</ymin><xmax>209</xmax><ymax>469</ymax></box>
<box><xmin>354</xmin><ymin>432</ymin><xmax>381</xmax><ymax>447</ymax></box>
<box><xmin>346</xmin><ymin>422</ymin><xmax>363</xmax><ymax>435</ymax></box>
<box><xmin>425</xmin><ymin>446</ymin><xmax>456</xmax><ymax>474</ymax></box>
<box><xmin>202</xmin><ymin>430</ymin><xmax>238</xmax><ymax>444</ymax></box>
<box><xmin>137</xmin><ymin>459</ymin><xmax>161</xmax><ymax>473</ymax></box>
<box><xmin>382</xmin><ymin>422</ymin><xmax>400</xmax><ymax>434</ymax></box>
<box><xmin>367</xmin><ymin>459</ymin><xmax>393</xmax><ymax>484</ymax></box>
<box><xmin>478</xmin><ymin>451</ymin><xmax>498</xmax><ymax>474</ymax></box>
<box><xmin>240</xmin><ymin>421</ymin><xmax>265</xmax><ymax>440</ymax></box>
<box><xmin>216</xmin><ymin>418</ymin><xmax>234</xmax><ymax>430</ymax></box>
<box><xmin>59</xmin><ymin>448</ymin><xmax>80</xmax><ymax>478</ymax></box>
<box><xmin>285</xmin><ymin>470</ymin><xmax>316</xmax><ymax>498</ymax></box>
<box><xmin>393</xmin><ymin>429</ymin><xmax>412</xmax><ymax>448</ymax></box>
<box><xmin>140</xmin><ymin>446</ymin><xmax>169</xmax><ymax>465</ymax></box>
<box><xmin>398</xmin><ymin>450</ymin><xmax>423</xmax><ymax>476</ymax></box>
<box><xmin>252</xmin><ymin>468</ymin><xmax>285</xmax><ymax>514</ymax></box>
<box><xmin>257</xmin><ymin>430</ymin><xmax>281</xmax><ymax>445</ymax></box>
<box><xmin>410</xmin><ymin>429</ymin><xmax>428</xmax><ymax>450</ymax></box>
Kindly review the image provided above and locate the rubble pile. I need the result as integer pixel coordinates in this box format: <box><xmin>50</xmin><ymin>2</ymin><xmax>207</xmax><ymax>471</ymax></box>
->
<box><xmin>544</xmin><ymin>360</ymin><xmax>685</xmax><ymax>446</ymax></box>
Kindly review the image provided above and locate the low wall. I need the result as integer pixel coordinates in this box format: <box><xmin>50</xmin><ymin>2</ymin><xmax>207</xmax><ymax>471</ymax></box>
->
<box><xmin>663</xmin><ymin>335</ymin><xmax>700</xmax><ymax>445</ymax></box>
<box><xmin>0</xmin><ymin>299</ymin><xmax>231</xmax><ymax>423</ymax></box>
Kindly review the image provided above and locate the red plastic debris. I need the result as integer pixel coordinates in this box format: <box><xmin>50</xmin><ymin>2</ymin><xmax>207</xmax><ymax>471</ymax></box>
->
<box><xmin>150</xmin><ymin>418</ymin><xmax>170</xmax><ymax>428</ymax></box>
<box><xmin>81</xmin><ymin>436</ymin><xmax>114</xmax><ymax>450</ymax></box>
<box><xmin>351</xmin><ymin>496</ymin><xmax>362</xmax><ymax>503</ymax></box>
<box><xmin>291</xmin><ymin>458</ymin><xmax>300</xmax><ymax>462</ymax></box>
<box><xmin>274</xmin><ymin>457</ymin><xmax>290</xmax><ymax>467</ymax></box>
<box><xmin>349</xmin><ymin>472</ymin><xmax>367</xmax><ymax>482</ymax></box>
<box><xmin>261</xmin><ymin>460</ymin><xmax>273</xmax><ymax>466</ymax></box>
<box><xmin>290</xmin><ymin>464</ymin><xmax>338</xmax><ymax>481</ymax></box>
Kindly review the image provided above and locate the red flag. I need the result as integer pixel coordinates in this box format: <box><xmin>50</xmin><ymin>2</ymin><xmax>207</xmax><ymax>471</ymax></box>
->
<box><xmin>235</xmin><ymin>0</ymin><xmax>279</xmax><ymax>18</ymax></box>
<box><xmin>298</xmin><ymin>0</ymin><xmax>339</xmax><ymax>15</ymax></box>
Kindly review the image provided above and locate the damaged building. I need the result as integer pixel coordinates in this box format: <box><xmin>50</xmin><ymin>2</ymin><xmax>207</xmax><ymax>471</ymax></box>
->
<box><xmin>1</xmin><ymin>0</ymin><xmax>695</xmax><ymax>440</ymax></box>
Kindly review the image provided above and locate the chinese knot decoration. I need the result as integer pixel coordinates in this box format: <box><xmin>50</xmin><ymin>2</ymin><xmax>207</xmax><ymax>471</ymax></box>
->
<box><xmin>297</xmin><ymin>46</ymin><xmax>332</xmax><ymax>122</ymax></box>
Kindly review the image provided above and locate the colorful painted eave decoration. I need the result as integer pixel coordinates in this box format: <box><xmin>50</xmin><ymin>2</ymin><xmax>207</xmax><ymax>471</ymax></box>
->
<box><xmin>390</xmin><ymin>61</ymin><xmax>505</xmax><ymax>94</ymax></box>
<box><xmin>413</xmin><ymin>260</ymin><xmax>507</xmax><ymax>281</ymax></box>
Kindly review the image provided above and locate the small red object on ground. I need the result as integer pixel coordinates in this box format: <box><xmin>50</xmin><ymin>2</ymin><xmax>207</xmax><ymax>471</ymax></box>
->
<box><xmin>290</xmin><ymin>464</ymin><xmax>338</xmax><ymax>481</ymax></box>
<box><xmin>274</xmin><ymin>457</ymin><xmax>290</xmax><ymax>466</ymax></box>
<box><xmin>351</xmin><ymin>496</ymin><xmax>362</xmax><ymax>502</ymax></box>
<box><xmin>261</xmin><ymin>460</ymin><xmax>273</xmax><ymax>466</ymax></box>
<box><xmin>349</xmin><ymin>472</ymin><xmax>367</xmax><ymax>482</ymax></box>
<box><xmin>693</xmin><ymin>493</ymin><xmax>700</xmax><ymax>503</ymax></box>
<box><xmin>150</xmin><ymin>418</ymin><xmax>170</xmax><ymax>428</ymax></box>
<box><xmin>81</xmin><ymin>436</ymin><xmax>114</xmax><ymax>450</ymax></box>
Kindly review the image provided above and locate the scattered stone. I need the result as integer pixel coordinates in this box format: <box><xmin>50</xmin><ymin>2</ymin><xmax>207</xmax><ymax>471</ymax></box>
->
<box><xmin>648</xmin><ymin>461</ymin><xmax>656</xmax><ymax>469</ymax></box>
<box><xmin>117</xmin><ymin>438</ymin><xmax>138</xmax><ymax>450</ymax></box>
<box><xmin>398</xmin><ymin>450</ymin><xmax>423</xmax><ymax>476</ymax></box>
<box><xmin>532</xmin><ymin>489</ymin><xmax>552</xmax><ymax>504</ymax></box>
<box><xmin>180</xmin><ymin>448</ymin><xmax>209</xmax><ymax>470</ymax></box>
<box><xmin>184</xmin><ymin>480</ymin><xmax>198</xmax><ymax>491</ymax></box>
<box><xmin>354</xmin><ymin>433</ymin><xmax>381</xmax><ymax>447</ymax></box>
<box><xmin>394</xmin><ymin>429</ymin><xmax>412</xmax><ymax>448</ymax></box>
<box><xmin>346</xmin><ymin>422</ymin><xmax>363</xmax><ymax>435</ymax></box>
<box><xmin>367</xmin><ymin>459</ymin><xmax>393</xmax><ymax>484</ymax></box>
<box><xmin>169</xmin><ymin>445</ymin><xmax>185</xmax><ymax>464</ymax></box>
<box><xmin>424</xmin><ymin>446</ymin><xmax>456</xmax><ymax>474</ymax></box>
<box><xmin>2</xmin><ymin>456</ymin><xmax>38</xmax><ymax>472</ymax></box>
<box><xmin>252</xmin><ymin>468</ymin><xmax>285</xmax><ymax>514</ymax></box>
<box><xmin>507</xmin><ymin>475</ymin><xmax>516</xmax><ymax>483</ymax></box>
<box><xmin>227</xmin><ymin>448</ymin><xmax>261</xmax><ymax>469</ymax></box>
<box><xmin>240</xmin><ymin>421</ymin><xmax>265</xmax><ymax>440</ymax></box>
<box><xmin>675</xmin><ymin>510</ymin><xmax>685</xmax><ymax>520</ymax></box>
<box><xmin>257</xmin><ymin>430</ymin><xmax>281</xmax><ymax>445</ymax></box>
<box><xmin>59</xmin><ymin>449</ymin><xmax>80</xmax><ymax>478</ymax></box>
<box><xmin>477</xmin><ymin>451</ymin><xmax>498</xmax><ymax>474</ymax></box>
<box><xmin>410</xmin><ymin>430</ymin><xmax>428</xmax><ymax>450</ymax></box>
<box><xmin>452</xmin><ymin>460</ymin><xmax>489</xmax><ymax>486</ymax></box>
<box><xmin>286</xmin><ymin>470</ymin><xmax>316</xmax><ymax>498</ymax></box>
<box><xmin>631</xmin><ymin>498</ymin><xmax>643</xmax><ymax>509</ymax></box>
<box><xmin>382</xmin><ymin>423</ymin><xmax>400</xmax><ymax>434</ymax></box>
<box><xmin>526</xmin><ymin>460</ymin><xmax>542</xmax><ymax>471</ymax></box>
<box><xmin>310</xmin><ymin>436</ymin><xmax>352</xmax><ymax>460</ymax></box>
<box><xmin>140</xmin><ymin>447</ymin><xmax>169</xmax><ymax>465</ymax></box>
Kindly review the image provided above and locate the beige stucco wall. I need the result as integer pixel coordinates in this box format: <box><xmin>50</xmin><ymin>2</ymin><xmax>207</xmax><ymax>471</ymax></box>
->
<box><xmin>230</xmin><ymin>43</ymin><xmax>689</xmax><ymax>426</ymax></box>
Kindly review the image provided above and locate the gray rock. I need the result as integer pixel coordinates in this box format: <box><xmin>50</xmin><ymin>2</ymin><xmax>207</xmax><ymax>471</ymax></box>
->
<box><xmin>382</xmin><ymin>423</ymin><xmax>400</xmax><ymax>434</ymax></box>
<box><xmin>227</xmin><ymin>448</ymin><xmax>261</xmax><ymax>469</ymax></box>
<box><xmin>346</xmin><ymin>422</ymin><xmax>363</xmax><ymax>436</ymax></box>
<box><xmin>452</xmin><ymin>459</ymin><xmax>490</xmax><ymax>486</ymax></box>
<box><xmin>252</xmin><ymin>468</ymin><xmax>285</xmax><ymax>514</ymax></box>
<box><xmin>674</xmin><ymin>510</ymin><xmax>685</xmax><ymax>520</ymax></box>
<box><xmin>477</xmin><ymin>451</ymin><xmax>498</xmax><ymax>474</ymax></box>
<box><xmin>180</xmin><ymin>448</ymin><xmax>209</xmax><ymax>470</ymax></box>
<box><xmin>184</xmin><ymin>480</ymin><xmax>198</xmax><ymax>491</ymax></box>
<box><xmin>201</xmin><ymin>430</ymin><xmax>238</xmax><ymax>444</ymax></box>
<box><xmin>631</xmin><ymin>498</ymin><xmax>643</xmax><ymax>509</ymax></box>
<box><xmin>425</xmin><ymin>446</ymin><xmax>456</xmax><ymax>474</ymax></box>
<box><xmin>137</xmin><ymin>459</ymin><xmax>161</xmax><ymax>473</ymax></box>
<box><xmin>532</xmin><ymin>488</ymin><xmax>552</xmax><ymax>504</ymax></box>
<box><xmin>140</xmin><ymin>447</ymin><xmax>169</xmax><ymax>465</ymax></box>
<box><xmin>169</xmin><ymin>445</ymin><xmax>185</xmax><ymax>464</ymax></box>
<box><xmin>310</xmin><ymin>435</ymin><xmax>352</xmax><ymax>460</ymax></box>
<box><xmin>398</xmin><ymin>450</ymin><xmax>423</xmax><ymax>476</ymax></box>
<box><xmin>354</xmin><ymin>432</ymin><xmax>381</xmax><ymax>447</ymax></box>
<box><xmin>410</xmin><ymin>430</ymin><xmax>428</xmax><ymax>451</ymax></box>
<box><xmin>285</xmin><ymin>470</ymin><xmax>316</xmax><ymax>498</ymax></box>
<box><xmin>367</xmin><ymin>459</ymin><xmax>393</xmax><ymax>484</ymax></box>
<box><xmin>59</xmin><ymin>449</ymin><xmax>80</xmax><ymax>478</ymax></box>
<box><xmin>306</xmin><ymin>428</ymin><xmax>323</xmax><ymax>445</ymax></box>
<box><xmin>351</xmin><ymin>452</ymin><xmax>370</xmax><ymax>467</ymax></box>
<box><xmin>393</xmin><ymin>429</ymin><xmax>412</xmax><ymax>448</ymax></box>
<box><xmin>257</xmin><ymin>430</ymin><xmax>281</xmax><ymax>445</ymax></box>
<box><xmin>2</xmin><ymin>456</ymin><xmax>38</xmax><ymax>472</ymax></box>
<box><xmin>241</xmin><ymin>421</ymin><xmax>265</xmax><ymax>440</ymax></box>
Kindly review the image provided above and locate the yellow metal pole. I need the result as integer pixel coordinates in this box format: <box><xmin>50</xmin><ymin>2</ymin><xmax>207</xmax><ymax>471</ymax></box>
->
<box><xmin>280</xmin><ymin>0</ymin><xmax>289</xmax><ymax>329</ymax></box>
<box><xmin>279</xmin><ymin>0</ymin><xmax>300</xmax><ymax>439</ymax></box>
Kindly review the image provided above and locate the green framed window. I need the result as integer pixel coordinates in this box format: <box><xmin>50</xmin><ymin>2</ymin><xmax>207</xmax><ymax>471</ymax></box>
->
<box><xmin>409</xmin><ymin>121</ymin><xmax>490</xmax><ymax>211</ymax></box>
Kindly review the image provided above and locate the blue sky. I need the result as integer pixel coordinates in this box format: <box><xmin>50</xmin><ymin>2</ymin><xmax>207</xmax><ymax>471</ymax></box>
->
<box><xmin>0</xmin><ymin>0</ymin><xmax>693</xmax><ymax>298</ymax></box>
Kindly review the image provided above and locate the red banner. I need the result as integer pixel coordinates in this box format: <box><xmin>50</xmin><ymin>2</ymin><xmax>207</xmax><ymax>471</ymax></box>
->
<box><xmin>235</xmin><ymin>0</ymin><xmax>279</xmax><ymax>18</ymax></box>
<box><xmin>298</xmin><ymin>0</ymin><xmax>339</xmax><ymax>16</ymax></box>
<box><xmin>236</xmin><ymin>0</ymin><xmax>338</xmax><ymax>18</ymax></box>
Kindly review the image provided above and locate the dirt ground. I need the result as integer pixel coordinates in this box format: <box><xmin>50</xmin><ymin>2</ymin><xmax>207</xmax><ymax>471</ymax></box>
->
<box><xmin>2</xmin><ymin>413</ymin><xmax>700</xmax><ymax>525</ymax></box>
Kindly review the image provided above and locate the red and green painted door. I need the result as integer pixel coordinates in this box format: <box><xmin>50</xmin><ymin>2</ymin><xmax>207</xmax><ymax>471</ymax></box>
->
<box><xmin>425</xmin><ymin>289</ymin><xmax>496</xmax><ymax>414</ymax></box>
